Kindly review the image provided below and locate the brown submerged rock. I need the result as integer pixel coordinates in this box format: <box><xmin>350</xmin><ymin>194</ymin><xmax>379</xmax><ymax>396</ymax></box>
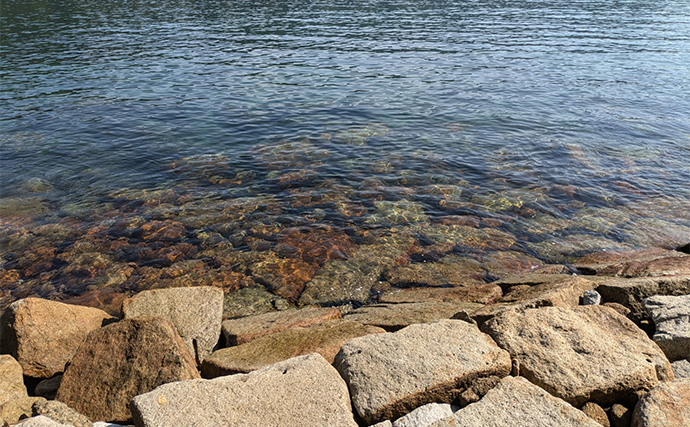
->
<box><xmin>378</xmin><ymin>283</ymin><xmax>502</xmax><ymax>305</ymax></box>
<box><xmin>576</xmin><ymin>248</ymin><xmax>690</xmax><ymax>277</ymax></box>
<box><xmin>344</xmin><ymin>301</ymin><xmax>483</xmax><ymax>331</ymax></box>
<box><xmin>0</xmin><ymin>298</ymin><xmax>114</xmax><ymax>378</ymax></box>
<box><xmin>384</xmin><ymin>254</ymin><xmax>487</xmax><ymax>287</ymax></box>
<box><xmin>56</xmin><ymin>317</ymin><xmax>199</xmax><ymax>424</ymax></box>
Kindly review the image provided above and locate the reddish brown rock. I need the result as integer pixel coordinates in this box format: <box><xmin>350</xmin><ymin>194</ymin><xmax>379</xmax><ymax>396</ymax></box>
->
<box><xmin>276</xmin><ymin>225</ymin><xmax>357</xmax><ymax>265</ymax></box>
<box><xmin>576</xmin><ymin>249</ymin><xmax>690</xmax><ymax>277</ymax></box>
<box><xmin>56</xmin><ymin>317</ymin><xmax>200</xmax><ymax>424</ymax></box>
<box><xmin>0</xmin><ymin>298</ymin><xmax>114</xmax><ymax>378</ymax></box>
<box><xmin>249</xmin><ymin>255</ymin><xmax>319</xmax><ymax>302</ymax></box>
<box><xmin>384</xmin><ymin>254</ymin><xmax>486</xmax><ymax>287</ymax></box>
<box><xmin>379</xmin><ymin>284</ymin><xmax>502</xmax><ymax>305</ymax></box>
<box><xmin>139</xmin><ymin>220</ymin><xmax>186</xmax><ymax>241</ymax></box>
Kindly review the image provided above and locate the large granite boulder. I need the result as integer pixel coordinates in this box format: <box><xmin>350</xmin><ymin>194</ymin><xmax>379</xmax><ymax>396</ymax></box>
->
<box><xmin>221</xmin><ymin>306</ymin><xmax>341</xmax><ymax>346</ymax></box>
<box><xmin>344</xmin><ymin>302</ymin><xmax>482</xmax><ymax>331</ymax></box>
<box><xmin>429</xmin><ymin>376</ymin><xmax>601</xmax><ymax>427</ymax></box>
<box><xmin>56</xmin><ymin>317</ymin><xmax>200</xmax><ymax>424</ymax></box>
<box><xmin>0</xmin><ymin>355</ymin><xmax>27</xmax><ymax>406</ymax></box>
<box><xmin>121</xmin><ymin>286</ymin><xmax>223</xmax><ymax>363</ymax></box>
<box><xmin>131</xmin><ymin>353</ymin><xmax>358</xmax><ymax>427</ymax></box>
<box><xmin>482</xmin><ymin>306</ymin><xmax>674</xmax><ymax>406</ymax></box>
<box><xmin>0</xmin><ymin>298</ymin><xmax>114</xmax><ymax>378</ymax></box>
<box><xmin>201</xmin><ymin>320</ymin><xmax>383</xmax><ymax>377</ymax></box>
<box><xmin>643</xmin><ymin>294</ymin><xmax>690</xmax><ymax>361</ymax></box>
<box><xmin>334</xmin><ymin>319</ymin><xmax>511</xmax><ymax>424</ymax></box>
<box><xmin>632</xmin><ymin>378</ymin><xmax>690</xmax><ymax>427</ymax></box>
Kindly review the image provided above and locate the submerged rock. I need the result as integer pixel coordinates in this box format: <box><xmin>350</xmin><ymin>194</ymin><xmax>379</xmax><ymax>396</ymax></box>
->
<box><xmin>384</xmin><ymin>254</ymin><xmax>486</xmax><ymax>287</ymax></box>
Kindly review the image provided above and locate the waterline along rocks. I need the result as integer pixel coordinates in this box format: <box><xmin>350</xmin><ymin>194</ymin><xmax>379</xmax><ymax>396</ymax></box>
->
<box><xmin>0</xmin><ymin>246</ymin><xmax>687</xmax><ymax>426</ymax></box>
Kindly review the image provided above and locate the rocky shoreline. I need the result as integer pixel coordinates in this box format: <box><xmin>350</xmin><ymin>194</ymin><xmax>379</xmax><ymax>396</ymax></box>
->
<box><xmin>1</xmin><ymin>246</ymin><xmax>689</xmax><ymax>427</ymax></box>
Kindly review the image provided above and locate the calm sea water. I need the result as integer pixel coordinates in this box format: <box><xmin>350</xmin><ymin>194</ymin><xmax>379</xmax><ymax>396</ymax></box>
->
<box><xmin>1</xmin><ymin>0</ymin><xmax>690</xmax><ymax>310</ymax></box>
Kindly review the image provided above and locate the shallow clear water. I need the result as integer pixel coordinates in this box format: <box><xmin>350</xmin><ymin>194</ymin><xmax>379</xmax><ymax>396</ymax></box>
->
<box><xmin>1</xmin><ymin>0</ymin><xmax>690</xmax><ymax>311</ymax></box>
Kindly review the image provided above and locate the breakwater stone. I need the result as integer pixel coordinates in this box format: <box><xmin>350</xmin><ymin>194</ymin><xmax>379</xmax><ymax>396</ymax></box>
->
<box><xmin>121</xmin><ymin>286</ymin><xmax>223</xmax><ymax>364</ymax></box>
<box><xmin>131</xmin><ymin>353</ymin><xmax>358</xmax><ymax>427</ymax></box>
<box><xmin>0</xmin><ymin>298</ymin><xmax>114</xmax><ymax>378</ymax></box>
<box><xmin>429</xmin><ymin>376</ymin><xmax>601</xmax><ymax>427</ymax></box>
<box><xmin>0</xmin><ymin>355</ymin><xmax>27</xmax><ymax>406</ymax></box>
<box><xmin>333</xmin><ymin>319</ymin><xmax>511</xmax><ymax>424</ymax></box>
<box><xmin>56</xmin><ymin>317</ymin><xmax>199</xmax><ymax>424</ymax></box>
<box><xmin>482</xmin><ymin>305</ymin><xmax>674</xmax><ymax>406</ymax></box>
<box><xmin>632</xmin><ymin>378</ymin><xmax>690</xmax><ymax>427</ymax></box>
<box><xmin>643</xmin><ymin>294</ymin><xmax>690</xmax><ymax>361</ymax></box>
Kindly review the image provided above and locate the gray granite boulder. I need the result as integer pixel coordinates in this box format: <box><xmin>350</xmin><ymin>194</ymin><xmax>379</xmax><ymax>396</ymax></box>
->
<box><xmin>632</xmin><ymin>378</ymin><xmax>690</xmax><ymax>427</ymax></box>
<box><xmin>334</xmin><ymin>319</ymin><xmax>511</xmax><ymax>424</ymax></box>
<box><xmin>131</xmin><ymin>353</ymin><xmax>358</xmax><ymax>427</ymax></box>
<box><xmin>482</xmin><ymin>306</ymin><xmax>674</xmax><ymax>406</ymax></box>
<box><xmin>429</xmin><ymin>376</ymin><xmax>601</xmax><ymax>427</ymax></box>
<box><xmin>643</xmin><ymin>294</ymin><xmax>690</xmax><ymax>361</ymax></box>
<box><xmin>121</xmin><ymin>286</ymin><xmax>223</xmax><ymax>363</ymax></box>
<box><xmin>0</xmin><ymin>355</ymin><xmax>27</xmax><ymax>406</ymax></box>
<box><xmin>671</xmin><ymin>358</ymin><xmax>690</xmax><ymax>378</ymax></box>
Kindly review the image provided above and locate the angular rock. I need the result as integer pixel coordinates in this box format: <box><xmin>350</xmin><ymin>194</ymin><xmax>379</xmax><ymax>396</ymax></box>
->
<box><xmin>334</xmin><ymin>319</ymin><xmax>511</xmax><ymax>424</ymax></box>
<box><xmin>121</xmin><ymin>286</ymin><xmax>223</xmax><ymax>363</ymax></box>
<box><xmin>393</xmin><ymin>403</ymin><xmax>454</xmax><ymax>427</ymax></box>
<box><xmin>202</xmin><ymin>320</ymin><xmax>383</xmax><ymax>377</ymax></box>
<box><xmin>221</xmin><ymin>306</ymin><xmax>341</xmax><ymax>346</ymax></box>
<box><xmin>371</xmin><ymin>422</ymin><xmax>393</xmax><ymax>427</ymax></box>
<box><xmin>378</xmin><ymin>284</ymin><xmax>502</xmax><ymax>305</ymax></box>
<box><xmin>15</xmin><ymin>416</ymin><xmax>74</xmax><ymax>427</ymax></box>
<box><xmin>56</xmin><ymin>317</ymin><xmax>200</xmax><ymax>424</ymax></box>
<box><xmin>0</xmin><ymin>397</ymin><xmax>46</xmax><ymax>425</ymax></box>
<box><xmin>643</xmin><ymin>294</ymin><xmax>690</xmax><ymax>361</ymax></box>
<box><xmin>429</xmin><ymin>376</ymin><xmax>601</xmax><ymax>427</ymax></box>
<box><xmin>131</xmin><ymin>353</ymin><xmax>358</xmax><ymax>427</ymax></box>
<box><xmin>583</xmin><ymin>290</ymin><xmax>602</xmax><ymax>305</ymax></box>
<box><xmin>384</xmin><ymin>254</ymin><xmax>486</xmax><ymax>287</ymax></box>
<box><xmin>32</xmin><ymin>400</ymin><xmax>91</xmax><ymax>427</ymax></box>
<box><xmin>482</xmin><ymin>306</ymin><xmax>674</xmax><ymax>406</ymax></box>
<box><xmin>609</xmin><ymin>404</ymin><xmax>633</xmax><ymax>427</ymax></box>
<box><xmin>632</xmin><ymin>379</ymin><xmax>690</xmax><ymax>427</ymax></box>
<box><xmin>0</xmin><ymin>355</ymin><xmax>27</xmax><ymax>406</ymax></box>
<box><xmin>671</xmin><ymin>358</ymin><xmax>690</xmax><ymax>378</ymax></box>
<box><xmin>468</xmin><ymin>276</ymin><xmax>596</xmax><ymax>325</ymax></box>
<box><xmin>577</xmin><ymin>249</ymin><xmax>690</xmax><ymax>277</ymax></box>
<box><xmin>0</xmin><ymin>298</ymin><xmax>114</xmax><ymax>378</ymax></box>
<box><xmin>582</xmin><ymin>402</ymin><xmax>610</xmax><ymax>427</ymax></box>
<box><xmin>596</xmin><ymin>275</ymin><xmax>690</xmax><ymax>324</ymax></box>
<box><xmin>345</xmin><ymin>302</ymin><xmax>482</xmax><ymax>331</ymax></box>
<box><xmin>34</xmin><ymin>375</ymin><xmax>62</xmax><ymax>400</ymax></box>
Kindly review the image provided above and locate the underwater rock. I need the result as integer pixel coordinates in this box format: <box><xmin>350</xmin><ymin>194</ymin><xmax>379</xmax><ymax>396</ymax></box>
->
<box><xmin>379</xmin><ymin>284</ymin><xmax>502</xmax><ymax>305</ymax></box>
<box><xmin>366</xmin><ymin>200</ymin><xmax>428</xmax><ymax>226</ymax></box>
<box><xmin>384</xmin><ymin>254</ymin><xmax>486</xmax><ymax>288</ymax></box>
<box><xmin>249</xmin><ymin>254</ymin><xmax>319</xmax><ymax>302</ymax></box>
<box><xmin>275</xmin><ymin>225</ymin><xmax>357</xmax><ymax>265</ymax></box>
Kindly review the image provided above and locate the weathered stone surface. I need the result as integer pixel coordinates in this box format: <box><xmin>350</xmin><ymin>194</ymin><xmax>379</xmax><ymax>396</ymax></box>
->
<box><xmin>0</xmin><ymin>298</ymin><xmax>114</xmax><ymax>378</ymax></box>
<box><xmin>582</xmin><ymin>402</ymin><xmax>610</xmax><ymax>427</ymax></box>
<box><xmin>577</xmin><ymin>249</ymin><xmax>690</xmax><ymax>277</ymax></box>
<box><xmin>121</xmin><ymin>286</ymin><xmax>223</xmax><ymax>363</ymax></box>
<box><xmin>221</xmin><ymin>306</ymin><xmax>341</xmax><ymax>346</ymax></box>
<box><xmin>56</xmin><ymin>317</ymin><xmax>200</xmax><ymax>424</ymax></box>
<box><xmin>222</xmin><ymin>286</ymin><xmax>289</xmax><ymax>319</ymax></box>
<box><xmin>429</xmin><ymin>376</ymin><xmax>601</xmax><ymax>427</ymax></box>
<box><xmin>609</xmin><ymin>404</ymin><xmax>633</xmax><ymax>427</ymax></box>
<box><xmin>0</xmin><ymin>397</ymin><xmax>46</xmax><ymax>425</ymax></box>
<box><xmin>131</xmin><ymin>353</ymin><xmax>358</xmax><ymax>427</ymax></box>
<box><xmin>643</xmin><ymin>294</ymin><xmax>690</xmax><ymax>361</ymax></box>
<box><xmin>345</xmin><ymin>302</ymin><xmax>482</xmax><ymax>331</ymax></box>
<box><xmin>393</xmin><ymin>403</ymin><xmax>454</xmax><ymax>427</ymax></box>
<box><xmin>482</xmin><ymin>306</ymin><xmax>674</xmax><ymax>406</ymax></box>
<box><xmin>671</xmin><ymin>358</ymin><xmax>690</xmax><ymax>378</ymax></box>
<box><xmin>468</xmin><ymin>276</ymin><xmax>596</xmax><ymax>325</ymax></box>
<box><xmin>384</xmin><ymin>255</ymin><xmax>486</xmax><ymax>287</ymax></box>
<box><xmin>371</xmin><ymin>422</ymin><xmax>393</xmax><ymax>427</ymax></box>
<box><xmin>632</xmin><ymin>379</ymin><xmax>690</xmax><ymax>427</ymax></box>
<box><xmin>0</xmin><ymin>355</ymin><xmax>27</xmax><ymax>406</ymax></box>
<box><xmin>491</xmin><ymin>273</ymin><xmax>575</xmax><ymax>289</ymax></box>
<box><xmin>334</xmin><ymin>319</ymin><xmax>511</xmax><ymax>424</ymax></box>
<box><xmin>32</xmin><ymin>400</ymin><xmax>90</xmax><ymax>427</ymax></box>
<box><xmin>378</xmin><ymin>284</ymin><xmax>502</xmax><ymax>305</ymax></box>
<box><xmin>15</xmin><ymin>416</ymin><xmax>74</xmax><ymax>427</ymax></box>
<box><xmin>583</xmin><ymin>290</ymin><xmax>602</xmax><ymax>305</ymax></box>
<box><xmin>34</xmin><ymin>375</ymin><xmax>62</xmax><ymax>400</ymax></box>
<box><xmin>202</xmin><ymin>320</ymin><xmax>383</xmax><ymax>377</ymax></box>
<box><xmin>596</xmin><ymin>275</ymin><xmax>690</xmax><ymax>324</ymax></box>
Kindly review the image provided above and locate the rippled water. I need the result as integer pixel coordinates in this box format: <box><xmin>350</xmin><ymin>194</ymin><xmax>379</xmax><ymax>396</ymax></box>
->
<box><xmin>1</xmin><ymin>0</ymin><xmax>690</xmax><ymax>312</ymax></box>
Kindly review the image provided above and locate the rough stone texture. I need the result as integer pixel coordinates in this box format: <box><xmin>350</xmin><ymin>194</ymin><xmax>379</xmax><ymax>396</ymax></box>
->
<box><xmin>491</xmin><ymin>273</ymin><xmax>575</xmax><ymax>289</ymax></box>
<box><xmin>577</xmin><ymin>249</ymin><xmax>690</xmax><ymax>277</ymax></box>
<box><xmin>383</xmin><ymin>255</ymin><xmax>486</xmax><ymax>288</ymax></box>
<box><xmin>379</xmin><ymin>284</ymin><xmax>502</xmax><ymax>305</ymax></box>
<box><xmin>92</xmin><ymin>423</ymin><xmax>131</xmax><ymax>427</ymax></box>
<box><xmin>671</xmin><ymin>358</ymin><xmax>690</xmax><ymax>378</ymax></box>
<box><xmin>201</xmin><ymin>320</ymin><xmax>384</xmax><ymax>377</ymax></box>
<box><xmin>121</xmin><ymin>286</ymin><xmax>223</xmax><ymax>363</ymax></box>
<box><xmin>429</xmin><ymin>376</ymin><xmax>601</xmax><ymax>427</ymax></box>
<box><xmin>15</xmin><ymin>416</ymin><xmax>74</xmax><ymax>427</ymax></box>
<box><xmin>468</xmin><ymin>276</ymin><xmax>596</xmax><ymax>325</ymax></box>
<box><xmin>482</xmin><ymin>306</ymin><xmax>674</xmax><ymax>406</ymax></box>
<box><xmin>131</xmin><ymin>353</ymin><xmax>358</xmax><ymax>427</ymax></box>
<box><xmin>596</xmin><ymin>275</ymin><xmax>690</xmax><ymax>324</ymax></box>
<box><xmin>32</xmin><ymin>400</ymin><xmax>91</xmax><ymax>427</ymax></box>
<box><xmin>583</xmin><ymin>290</ymin><xmax>602</xmax><ymax>305</ymax></box>
<box><xmin>34</xmin><ymin>375</ymin><xmax>62</xmax><ymax>400</ymax></box>
<box><xmin>393</xmin><ymin>403</ymin><xmax>454</xmax><ymax>427</ymax></box>
<box><xmin>631</xmin><ymin>379</ymin><xmax>690</xmax><ymax>427</ymax></box>
<box><xmin>0</xmin><ymin>397</ymin><xmax>46</xmax><ymax>425</ymax></box>
<box><xmin>609</xmin><ymin>404</ymin><xmax>633</xmax><ymax>427</ymax></box>
<box><xmin>0</xmin><ymin>298</ymin><xmax>114</xmax><ymax>378</ymax></box>
<box><xmin>222</xmin><ymin>286</ymin><xmax>290</xmax><ymax>319</ymax></box>
<box><xmin>56</xmin><ymin>317</ymin><xmax>200</xmax><ymax>424</ymax></box>
<box><xmin>582</xmin><ymin>402</ymin><xmax>610</xmax><ymax>427</ymax></box>
<box><xmin>221</xmin><ymin>306</ymin><xmax>341</xmax><ymax>346</ymax></box>
<box><xmin>345</xmin><ymin>302</ymin><xmax>482</xmax><ymax>331</ymax></box>
<box><xmin>371</xmin><ymin>422</ymin><xmax>393</xmax><ymax>427</ymax></box>
<box><xmin>0</xmin><ymin>355</ymin><xmax>27</xmax><ymax>406</ymax></box>
<box><xmin>643</xmin><ymin>294</ymin><xmax>690</xmax><ymax>361</ymax></box>
<box><xmin>334</xmin><ymin>319</ymin><xmax>511</xmax><ymax>424</ymax></box>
